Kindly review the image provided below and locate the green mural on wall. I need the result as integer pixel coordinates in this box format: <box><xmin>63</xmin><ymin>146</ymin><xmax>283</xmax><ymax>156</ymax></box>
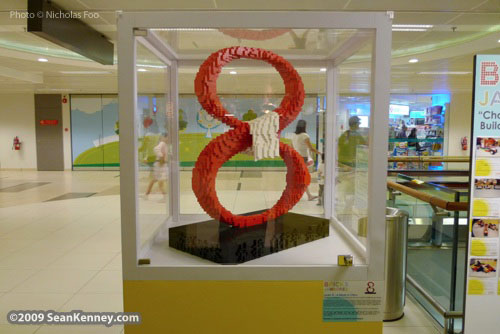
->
<box><xmin>73</xmin><ymin>142</ymin><xmax>120</xmax><ymax>167</ymax></box>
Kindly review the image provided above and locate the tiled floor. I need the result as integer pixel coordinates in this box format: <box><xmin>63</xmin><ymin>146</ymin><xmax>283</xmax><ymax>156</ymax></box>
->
<box><xmin>0</xmin><ymin>170</ymin><xmax>443</xmax><ymax>333</ymax></box>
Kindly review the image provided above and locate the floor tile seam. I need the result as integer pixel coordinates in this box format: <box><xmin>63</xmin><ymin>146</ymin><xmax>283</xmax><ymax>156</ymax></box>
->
<box><xmin>0</xmin><ymin>267</ymin><xmax>45</xmax><ymax>294</ymax></box>
<box><xmin>0</xmin><ymin>238</ymin><xmax>61</xmax><ymax>261</ymax></box>
<box><xmin>42</xmin><ymin>224</ymin><xmax>113</xmax><ymax>260</ymax></box>
<box><xmin>406</xmin><ymin>294</ymin><xmax>444</xmax><ymax>331</ymax></box>
<box><xmin>0</xmin><ymin>218</ymin><xmax>38</xmax><ymax>235</ymax></box>
<box><xmin>11</xmin><ymin>269</ymin><xmax>100</xmax><ymax>295</ymax></box>
<box><xmin>383</xmin><ymin>325</ymin><xmax>440</xmax><ymax>327</ymax></box>
<box><xmin>100</xmin><ymin>253</ymin><xmax>121</xmax><ymax>271</ymax></box>
<box><xmin>47</xmin><ymin>251</ymin><xmax>121</xmax><ymax>271</ymax></box>
<box><xmin>1</xmin><ymin>217</ymin><xmax>76</xmax><ymax>240</ymax></box>
<box><xmin>0</xmin><ymin>201</ymin><xmax>91</xmax><ymax>223</ymax></box>
<box><xmin>32</xmin><ymin>325</ymin><xmax>43</xmax><ymax>333</ymax></box>
<box><xmin>12</xmin><ymin>230</ymin><xmax>95</xmax><ymax>267</ymax></box>
<box><xmin>71</xmin><ymin>270</ymin><xmax>110</xmax><ymax>296</ymax></box>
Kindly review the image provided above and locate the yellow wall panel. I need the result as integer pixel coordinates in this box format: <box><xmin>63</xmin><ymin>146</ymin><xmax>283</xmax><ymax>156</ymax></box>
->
<box><xmin>123</xmin><ymin>280</ymin><xmax>382</xmax><ymax>334</ymax></box>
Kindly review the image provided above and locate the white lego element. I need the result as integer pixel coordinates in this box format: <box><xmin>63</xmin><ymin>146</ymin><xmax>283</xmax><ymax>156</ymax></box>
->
<box><xmin>248</xmin><ymin>111</ymin><xmax>280</xmax><ymax>161</ymax></box>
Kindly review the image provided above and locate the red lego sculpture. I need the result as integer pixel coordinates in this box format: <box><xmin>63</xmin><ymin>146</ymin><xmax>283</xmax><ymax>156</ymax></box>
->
<box><xmin>192</xmin><ymin>46</ymin><xmax>310</xmax><ymax>228</ymax></box>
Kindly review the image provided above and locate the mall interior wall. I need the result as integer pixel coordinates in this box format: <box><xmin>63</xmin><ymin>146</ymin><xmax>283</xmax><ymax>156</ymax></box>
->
<box><xmin>62</xmin><ymin>94</ymin><xmax>72</xmax><ymax>170</ymax></box>
<box><xmin>0</xmin><ymin>91</ymin><xmax>476</xmax><ymax>171</ymax></box>
<box><xmin>448</xmin><ymin>92</ymin><xmax>473</xmax><ymax>169</ymax></box>
<box><xmin>0</xmin><ymin>93</ymin><xmax>72</xmax><ymax>171</ymax></box>
<box><xmin>0</xmin><ymin>93</ymin><xmax>37</xmax><ymax>170</ymax></box>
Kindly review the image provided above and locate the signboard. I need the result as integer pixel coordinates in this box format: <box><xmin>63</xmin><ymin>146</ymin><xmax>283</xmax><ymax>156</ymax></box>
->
<box><xmin>389</xmin><ymin>104</ymin><xmax>410</xmax><ymax>116</ymax></box>
<box><xmin>39</xmin><ymin>119</ymin><xmax>59</xmax><ymax>126</ymax></box>
<box><xmin>465</xmin><ymin>55</ymin><xmax>500</xmax><ymax>333</ymax></box>
<box><xmin>323</xmin><ymin>281</ymin><xmax>384</xmax><ymax>322</ymax></box>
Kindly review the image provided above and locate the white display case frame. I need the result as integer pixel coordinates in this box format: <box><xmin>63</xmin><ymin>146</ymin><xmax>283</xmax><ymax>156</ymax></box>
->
<box><xmin>118</xmin><ymin>11</ymin><xmax>392</xmax><ymax>281</ymax></box>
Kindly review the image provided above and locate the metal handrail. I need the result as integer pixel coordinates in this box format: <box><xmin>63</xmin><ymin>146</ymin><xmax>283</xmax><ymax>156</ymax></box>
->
<box><xmin>388</xmin><ymin>156</ymin><xmax>469</xmax><ymax>163</ymax></box>
<box><xmin>387</xmin><ymin>180</ymin><xmax>468</xmax><ymax>211</ymax></box>
<box><xmin>407</xmin><ymin>275</ymin><xmax>463</xmax><ymax>334</ymax></box>
<box><xmin>388</xmin><ymin>170</ymin><xmax>469</xmax><ymax>177</ymax></box>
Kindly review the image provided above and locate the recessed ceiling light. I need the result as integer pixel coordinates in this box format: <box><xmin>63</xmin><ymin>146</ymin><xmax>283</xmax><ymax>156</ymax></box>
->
<box><xmin>137</xmin><ymin>68</ymin><xmax>147</xmax><ymax>72</ymax></box>
<box><xmin>38</xmin><ymin>58</ymin><xmax>48</xmax><ymax>62</ymax></box>
<box><xmin>392</xmin><ymin>28</ymin><xmax>427</xmax><ymax>32</ymax></box>
<box><xmin>229</xmin><ymin>71</ymin><xmax>237</xmax><ymax>75</ymax></box>
<box><xmin>152</xmin><ymin>28</ymin><xmax>215</xmax><ymax>31</ymax></box>
<box><xmin>498</xmin><ymin>39</ymin><xmax>500</xmax><ymax>43</ymax></box>
<box><xmin>137</xmin><ymin>64</ymin><xmax>167</xmax><ymax>69</ymax></box>
<box><xmin>320</xmin><ymin>68</ymin><xmax>327</xmax><ymax>72</ymax></box>
<box><xmin>408</xmin><ymin>58</ymin><xmax>419</xmax><ymax>63</ymax></box>
<box><xmin>60</xmin><ymin>71</ymin><xmax>111</xmax><ymax>74</ymax></box>
<box><xmin>418</xmin><ymin>71</ymin><xmax>471</xmax><ymax>75</ymax></box>
<box><xmin>392</xmin><ymin>24</ymin><xmax>433</xmax><ymax>28</ymax></box>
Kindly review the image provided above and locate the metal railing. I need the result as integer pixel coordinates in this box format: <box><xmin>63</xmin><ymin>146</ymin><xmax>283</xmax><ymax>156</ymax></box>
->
<box><xmin>388</xmin><ymin>156</ymin><xmax>469</xmax><ymax>163</ymax></box>
<box><xmin>407</xmin><ymin>276</ymin><xmax>463</xmax><ymax>334</ymax></box>
<box><xmin>387</xmin><ymin>177</ymin><xmax>468</xmax><ymax>333</ymax></box>
<box><xmin>387</xmin><ymin>180</ymin><xmax>468</xmax><ymax>212</ymax></box>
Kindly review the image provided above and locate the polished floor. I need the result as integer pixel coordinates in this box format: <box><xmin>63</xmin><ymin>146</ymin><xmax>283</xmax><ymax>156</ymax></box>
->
<box><xmin>0</xmin><ymin>170</ymin><xmax>443</xmax><ymax>333</ymax></box>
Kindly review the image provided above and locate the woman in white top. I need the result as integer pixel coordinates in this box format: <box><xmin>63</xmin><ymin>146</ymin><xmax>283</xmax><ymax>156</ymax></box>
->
<box><xmin>144</xmin><ymin>134</ymin><xmax>168</xmax><ymax>200</ymax></box>
<box><xmin>291</xmin><ymin>120</ymin><xmax>321</xmax><ymax>201</ymax></box>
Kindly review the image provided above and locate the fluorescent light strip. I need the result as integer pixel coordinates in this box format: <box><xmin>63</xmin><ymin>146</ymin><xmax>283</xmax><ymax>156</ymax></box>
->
<box><xmin>418</xmin><ymin>71</ymin><xmax>471</xmax><ymax>75</ymax></box>
<box><xmin>392</xmin><ymin>24</ymin><xmax>433</xmax><ymax>28</ymax></box>
<box><xmin>37</xmin><ymin>88</ymin><xmax>72</xmax><ymax>91</ymax></box>
<box><xmin>443</xmin><ymin>218</ymin><xmax>468</xmax><ymax>226</ymax></box>
<box><xmin>392</xmin><ymin>28</ymin><xmax>427</xmax><ymax>32</ymax></box>
<box><xmin>60</xmin><ymin>71</ymin><xmax>110</xmax><ymax>74</ymax></box>
<box><xmin>152</xmin><ymin>28</ymin><xmax>215</xmax><ymax>31</ymax></box>
<box><xmin>137</xmin><ymin>64</ymin><xmax>167</xmax><ymax>69</ymax></box>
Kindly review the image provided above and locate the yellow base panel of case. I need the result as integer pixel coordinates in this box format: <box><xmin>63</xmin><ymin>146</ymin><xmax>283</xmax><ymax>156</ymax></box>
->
<box><xmin>123</xmin><ymin>280</ymin><xmax>382</xmax><ymax>334</ymax></box>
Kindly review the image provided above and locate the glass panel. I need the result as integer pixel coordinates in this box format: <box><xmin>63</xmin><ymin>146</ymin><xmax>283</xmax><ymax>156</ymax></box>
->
<box><xmin>344</xmin><ymin>93</ymin><xmax>451</xmax><ymax>172</ymax></box>
<box><xmin>102</xmin><ymin>96</ymin><xmax>120</xmax><ymax>169</ymax></box>
<box><xmin>389</xmin><ymin>173</ymin><xmax>470</xmax><ymax>329</ymax></box>
<box><xmin>70</xmin><ymin>95</ymin><xmax>104</xmax><ymax>170</ymax></box>
<box><xmin>334</xmin><ymin>37</ymin><xmax>373</xmax><ymax>247</ymax></box>
<box><xmin>139</xmin><ymin>27</ymin><xmax>376</xmax><ymax>266</ymax></box>
<box><xmin>136</xmin><ymin>40</ymin><xmax>170</xmax><ymax>251</ymax></box>
<box><xmin>389</xmin><ymin>94</ymin><xmax>450</xmax><ymax>171</ymax></box>
<box><xmin>155</xmin><ymin>28</ymin><xmax>358</xmax><ymax>58</ymax></box>
<box><xmin>70</xmin><ymin>95</ymin><xmax>120</xmax><ymax>170</ymax></box>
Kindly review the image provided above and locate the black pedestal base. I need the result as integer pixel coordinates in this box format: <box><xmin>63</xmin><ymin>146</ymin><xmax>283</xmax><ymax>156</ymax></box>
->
<box><xmin>168</xmin><ymin>211</ymin><xmax>330</xmax><ymax>264</ymax></box>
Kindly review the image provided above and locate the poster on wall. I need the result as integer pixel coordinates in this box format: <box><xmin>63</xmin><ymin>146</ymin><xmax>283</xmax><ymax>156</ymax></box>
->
<box><xmin>465</xmin><ymin>55</ymin><xmax>500</xmax><ymax>333</ymax></box>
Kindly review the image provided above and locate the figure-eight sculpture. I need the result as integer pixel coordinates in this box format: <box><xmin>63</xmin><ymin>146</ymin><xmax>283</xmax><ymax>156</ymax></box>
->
<box><xmin>193</xmin><ymin>46</ymin><xmax>310</xmax><ymax>228</ymax></box>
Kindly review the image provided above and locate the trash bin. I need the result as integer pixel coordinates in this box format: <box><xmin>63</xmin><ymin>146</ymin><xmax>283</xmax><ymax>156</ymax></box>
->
<box><xmin>384</xmin><ymin>207</ymin><xmax>409</xmax><ymax>321</ymax></box>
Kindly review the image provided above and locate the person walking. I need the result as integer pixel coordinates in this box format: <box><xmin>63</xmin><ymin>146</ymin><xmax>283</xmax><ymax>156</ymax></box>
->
<box><xmin>291</xmin><ymin>120</ymin><xmax>321</xmax><ymax>201</ymax></box>
<box><xmin>144</xmin><ymin>134</ymin><xmax>168</xmax><ymax>200</ymax></box>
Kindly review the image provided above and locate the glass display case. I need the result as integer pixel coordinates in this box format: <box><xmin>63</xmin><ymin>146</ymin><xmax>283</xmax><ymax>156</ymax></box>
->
<box><xmin>117</xmin><ymin>11</ymin><xmax>391</xmax><ymax>333</ymax></box>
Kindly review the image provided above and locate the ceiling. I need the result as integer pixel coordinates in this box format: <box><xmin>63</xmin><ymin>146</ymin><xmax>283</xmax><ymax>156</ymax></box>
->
<box><xmin>0</xmin><ymin>0</ymin><xmax>498</xmax><ymax>94</ymax></box>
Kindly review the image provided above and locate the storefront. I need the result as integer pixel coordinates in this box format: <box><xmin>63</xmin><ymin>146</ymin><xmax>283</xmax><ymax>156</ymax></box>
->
<box><xmin>70</xmin><ymin>92</ymin><xmax>451</xmax><ymax>171</ymax></box>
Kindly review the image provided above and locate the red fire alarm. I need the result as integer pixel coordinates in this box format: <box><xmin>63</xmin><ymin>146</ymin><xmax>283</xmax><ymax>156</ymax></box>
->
<box><xmin>62</xmin><ymin>96</ymin><xmax>68</xmax><ymax>104</ymax></box>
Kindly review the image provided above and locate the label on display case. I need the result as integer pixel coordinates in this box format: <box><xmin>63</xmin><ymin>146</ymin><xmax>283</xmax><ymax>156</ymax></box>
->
<box><xmin>323</xmin><ymin>281</ymin><xmax>384</xmax><ymax>322</ymax></box>
<box><xmin>465</xmin><ymin>55</ymin><xmax>500</xmax><ymax>333</ymax></box>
